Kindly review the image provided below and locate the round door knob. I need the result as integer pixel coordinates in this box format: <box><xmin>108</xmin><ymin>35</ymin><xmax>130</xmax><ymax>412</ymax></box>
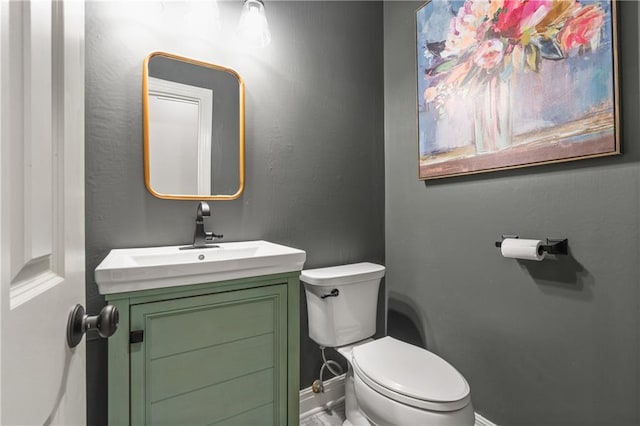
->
<box><xmin>67</xmin><ymin>304</ymin><xmax>119</xmax><ymax>348</ymax></box>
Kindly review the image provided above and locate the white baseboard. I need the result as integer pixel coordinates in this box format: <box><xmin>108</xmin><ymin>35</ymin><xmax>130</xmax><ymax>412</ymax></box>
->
<box><xmin>475</xmin><ymin>412</ymin><xmax>498</xmax><ymax>426</ymax></box>
<box><xmin>299</xmin><ymin>374</ymin><xmax>346</xmax><ymax>420</ymax></box>
<box><xmin>299</xmin><ymin>374</ymin><xmax>497</xmax><ymax>426</ymax></box>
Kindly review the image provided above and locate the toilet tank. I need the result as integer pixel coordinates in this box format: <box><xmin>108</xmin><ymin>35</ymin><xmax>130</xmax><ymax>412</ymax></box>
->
<box><xmin>301</xmin><ymin>262</ymin><xmax>385</xmax><ymax>347</ymax></box>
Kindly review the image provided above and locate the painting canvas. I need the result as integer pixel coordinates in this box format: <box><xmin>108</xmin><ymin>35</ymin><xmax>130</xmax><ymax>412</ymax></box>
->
<box><xmin>416</xmin><ymin>0</ymin><xmax>619</xmax><ymax>179</ymax></box>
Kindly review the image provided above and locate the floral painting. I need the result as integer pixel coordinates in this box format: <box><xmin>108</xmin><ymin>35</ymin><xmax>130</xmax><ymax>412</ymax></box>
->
<box><xmin>416</xmin><ymin>0</ymin><xmax>619</xmax><ymax>179</ymax></box>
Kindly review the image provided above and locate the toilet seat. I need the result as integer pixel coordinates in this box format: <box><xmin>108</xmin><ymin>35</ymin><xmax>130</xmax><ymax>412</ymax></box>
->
<box><xmin>351</xmin><ymin>337</ymin><xmax>471</xmax><ymax>412</ymax></box>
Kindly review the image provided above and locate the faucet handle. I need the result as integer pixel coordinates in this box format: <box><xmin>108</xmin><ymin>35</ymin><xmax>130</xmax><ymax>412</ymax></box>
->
<box><xmin>205</xmin><ymin>232</ymin><xmax>224</xmax><ymax>241</ymax></box>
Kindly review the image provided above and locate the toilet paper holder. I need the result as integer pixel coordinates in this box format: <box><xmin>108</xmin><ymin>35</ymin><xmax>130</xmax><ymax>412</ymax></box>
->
<box><xmin>494</xmin><ymin>236</ymin><xmax>569</xmax><ymax>255</ymax></box>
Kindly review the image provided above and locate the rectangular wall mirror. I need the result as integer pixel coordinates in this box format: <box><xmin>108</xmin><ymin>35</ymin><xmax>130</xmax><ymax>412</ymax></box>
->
<box><xmin>143</xmin><ymin>51</ymin><xmax>245</xmax><ymax>200</ymax></box>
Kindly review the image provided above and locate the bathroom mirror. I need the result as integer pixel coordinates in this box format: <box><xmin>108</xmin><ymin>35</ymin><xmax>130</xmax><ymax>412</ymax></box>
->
<box><xmin>143</xmin><ymin>51</ymin><xmax>245</xmax><ymax>200</ymax></box>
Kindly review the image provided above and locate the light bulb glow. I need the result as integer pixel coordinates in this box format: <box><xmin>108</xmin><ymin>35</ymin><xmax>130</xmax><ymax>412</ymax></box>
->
<box><xmin>237</xmin><ymin>0</ymin><xmax>271</xmax><ymax>48</ymax></box>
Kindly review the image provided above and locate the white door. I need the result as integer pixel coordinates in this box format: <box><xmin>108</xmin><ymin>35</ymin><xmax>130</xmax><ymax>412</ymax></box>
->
<box><xmin>0</xmin><ymin>1</ymin><xmax>86</xmax><ymax>425</ymax></box>
<box><xmin>148</xmin><ymin>77</ymin><xmax>213</xmax><ymax>195</ymax></box>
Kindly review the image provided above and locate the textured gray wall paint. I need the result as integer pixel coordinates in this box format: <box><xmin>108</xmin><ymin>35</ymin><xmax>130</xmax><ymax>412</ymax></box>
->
<box><xmin>385</xmin><ymin>2</ymin><xmax>639</xmax><ymax>425</ymax></box>
<box><xmin>86</xmin><ymin>2</ymin><xmax>383</xmax><ymax>424</ymax></box>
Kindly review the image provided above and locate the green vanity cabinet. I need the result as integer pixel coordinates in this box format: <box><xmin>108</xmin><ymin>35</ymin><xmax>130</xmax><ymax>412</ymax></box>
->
<box><xmin>106</xmin><ymin>272</ymin><xmax>300</xmax><ymax>426</ymax></box>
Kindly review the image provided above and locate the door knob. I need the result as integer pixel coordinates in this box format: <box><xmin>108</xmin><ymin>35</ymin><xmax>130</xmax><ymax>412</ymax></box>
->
<box><xmin>66</xmin><ymin>304</ymin><xmax>119</xmax><ymax>348</ymax></box>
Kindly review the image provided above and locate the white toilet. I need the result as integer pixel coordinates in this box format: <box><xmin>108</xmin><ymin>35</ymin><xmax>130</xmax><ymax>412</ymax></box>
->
<box><xmin>301</xmin><ymin>262</ymin><xmax>475</xmax><ymax>426</ymax></box>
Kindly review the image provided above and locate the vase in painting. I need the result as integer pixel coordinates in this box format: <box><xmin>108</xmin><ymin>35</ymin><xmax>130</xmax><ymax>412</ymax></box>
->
<box><xmin>473</xmin><ymin>76</ymin><xmax>512</xmax><ymax>154</ymax></box>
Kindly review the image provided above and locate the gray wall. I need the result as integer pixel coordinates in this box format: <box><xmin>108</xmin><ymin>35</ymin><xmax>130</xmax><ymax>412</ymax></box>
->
<box><xmin>384</xmin><ymin>2</ymin><xmax>640</xmax><ymax>425</ymax></box>
<box><xmin>85</xmin><ymin>2</ymin><xmax>384</xmax><ymax>424</ymax></box>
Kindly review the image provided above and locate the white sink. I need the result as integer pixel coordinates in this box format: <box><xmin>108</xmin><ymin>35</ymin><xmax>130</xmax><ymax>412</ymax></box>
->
<box><xmin>95</xmin><ymin>240</ymin><xmax>306</xmax><ymax>294</ymax></box>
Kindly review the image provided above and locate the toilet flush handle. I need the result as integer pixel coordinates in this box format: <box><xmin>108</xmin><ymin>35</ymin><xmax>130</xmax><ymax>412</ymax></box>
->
<box><xmin>320</xmin><ymin>289</ymin><xmax>339</xmax><ymax>299</ymax></box>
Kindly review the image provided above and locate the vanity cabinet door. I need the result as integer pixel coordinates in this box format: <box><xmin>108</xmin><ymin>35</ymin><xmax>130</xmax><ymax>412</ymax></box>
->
<box><xmin>129</xmin><ymin>284</ymin><xmax>288</xmax><ymax>425</ymax></box>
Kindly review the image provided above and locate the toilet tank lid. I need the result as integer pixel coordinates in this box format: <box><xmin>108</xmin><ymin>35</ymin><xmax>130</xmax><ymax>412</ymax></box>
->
<box><xmin>300</xmin><ymin>262</ymin><xmax>385</xmax><ymax>286</ymax></box>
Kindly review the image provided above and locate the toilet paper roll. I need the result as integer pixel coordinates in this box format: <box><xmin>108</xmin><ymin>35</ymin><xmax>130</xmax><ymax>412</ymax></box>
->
<box><xmin>500</xmin><ymin>238</ymin><xmax>545</xmax><ymax>261</ymax></box>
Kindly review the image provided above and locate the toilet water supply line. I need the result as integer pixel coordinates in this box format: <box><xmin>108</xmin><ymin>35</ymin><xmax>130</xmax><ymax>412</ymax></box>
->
<box><xmin>312</xmin><ymin>346</ymin><xmax>344</xmax><ymax>393</ymax></box>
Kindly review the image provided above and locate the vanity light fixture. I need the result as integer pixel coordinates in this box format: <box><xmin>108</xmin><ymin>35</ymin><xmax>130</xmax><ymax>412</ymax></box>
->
<box><xmin>237</xmin><ymin>0</ymin><xmax>271</xmax><ymax>48</ymax></box>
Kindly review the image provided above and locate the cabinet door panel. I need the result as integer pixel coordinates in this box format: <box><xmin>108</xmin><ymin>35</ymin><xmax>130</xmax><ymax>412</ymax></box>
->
<box><xmin>130</xmin><ymin>285</ymin><xmax>287</xmax><ymax>425</ymax></box>
<box><xmin>148</xmin><ymin>296</ymin><xmax>276</xmax><ymax>360</ymax></box>
<box><xmin>213</xmin><ymin>403</ymin><xmax>273</xmax><ymax>425</ymax></box>
<box><xmin>150</xmin><ymin>369</ymin><xmax>274</xmax><ymax>425</ymax></box>
<box><xmin>150</xmin><ymin>333</ymin><xmax>274</xmax><ymax>403</ymax></box>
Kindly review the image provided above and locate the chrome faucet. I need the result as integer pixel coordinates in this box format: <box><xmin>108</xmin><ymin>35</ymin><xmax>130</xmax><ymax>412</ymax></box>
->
<box><xmin>187</xmin><ymin>201</ymin><xmax>223</xmax><ymax>249</ymax></box>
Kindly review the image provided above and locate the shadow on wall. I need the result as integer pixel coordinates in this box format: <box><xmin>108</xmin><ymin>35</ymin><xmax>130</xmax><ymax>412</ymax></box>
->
<box><xmin>517</xmin><ymin>251</ymin><xmax>594</xmax><ymax>301</ymax></box>
<box><xmin>386</xmin><ymin>252</ymin><xmax>592</xmax><ymax>353</ymax></box>
<box><xmin>387</xmin><ymin>293</ymin><xmax>427</xmax><ymax>349</ymax></box>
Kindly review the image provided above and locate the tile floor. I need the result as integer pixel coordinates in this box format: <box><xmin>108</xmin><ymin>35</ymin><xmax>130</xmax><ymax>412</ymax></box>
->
<box><xmin>300</xmin><ymin>402</ymin><xmax>346</xmax><ymax>426</ymax></box>
<box><xmin>300</xmin><ymin>403</ymin><xmax>487</xmax><ymax>426</ymax></box>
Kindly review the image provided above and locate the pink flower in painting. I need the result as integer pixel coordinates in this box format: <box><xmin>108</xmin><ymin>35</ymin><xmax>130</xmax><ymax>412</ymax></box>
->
<box><xmin>558</xmin><ymin>4</ymin><xmax>605</xmax><ymax>52</ymax></box>
<box><xmin>423</xmin><ymin>0</ymin><xmax>608</xmax><ymax>109</ymax></box>
<box><xmin>534</xmin><ymin>0</ymin><xmax>582</xmax><ymax>38</ymax></box>
<box><xmin>441</xmin><ymin>0</ymin><xmax>493</xmax><ymax>58</ymax></box>
<box><xmin>493</xmin><ymin>0</ymin><xmax>552</xmax><ymax>39</ymax></box>
<box><xmin>473</xmin><ymin>39</ymin><xmax>505</xmax><ymax>69</ymax></box>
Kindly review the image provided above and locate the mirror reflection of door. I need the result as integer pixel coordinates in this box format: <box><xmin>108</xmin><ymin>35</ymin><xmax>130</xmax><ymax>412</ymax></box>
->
<box><xmin>148</xmin><ymin>77</ymin><xmax>213</xmax><ymax>196</ymax></box>
<box><xmin>144</xmin><ymin>52</ymin><xmax>244</xmax><ymax>200</ymax></box>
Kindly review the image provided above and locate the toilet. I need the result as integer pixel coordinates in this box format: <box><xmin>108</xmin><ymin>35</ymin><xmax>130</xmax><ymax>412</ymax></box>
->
<box><xmin>301</xmin><ymin>262</ymin><xmax>475</xmax><ymax>426</ymax></box>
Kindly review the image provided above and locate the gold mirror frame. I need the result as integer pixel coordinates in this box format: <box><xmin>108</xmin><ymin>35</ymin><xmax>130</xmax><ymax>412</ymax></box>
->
<box><xmin>142</xmin><ymin>51</ymin><xmax>245</xmax><ymax>200</ymax></box>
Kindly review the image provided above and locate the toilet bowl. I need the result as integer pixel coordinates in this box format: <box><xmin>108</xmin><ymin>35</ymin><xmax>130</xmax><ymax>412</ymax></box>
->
<box><xmin>301</xmin><ymin>263</ymin><xmax>474</xmax><ymax>426</ymax></box>
<box><xmin>342</xmin><ymin>337</ymin><xmax>474</xmax><ymax>425</ymax></box>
